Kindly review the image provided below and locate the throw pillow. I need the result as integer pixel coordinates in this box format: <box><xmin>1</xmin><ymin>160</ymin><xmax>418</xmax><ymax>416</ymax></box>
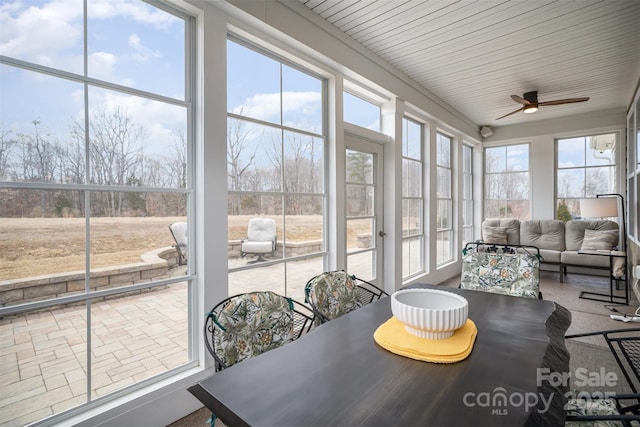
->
<box><xmin>580</xmin><ymin>229</ymin><xmax>618</xmax><ymax>251</ymax></box>
<box><xmin>482</xmin><ymin>226</ymin><xmax>508</xmax><ymax>245</ymax></box>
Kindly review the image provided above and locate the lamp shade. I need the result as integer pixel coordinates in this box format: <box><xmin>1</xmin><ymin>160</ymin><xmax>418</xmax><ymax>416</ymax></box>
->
<box><xmin>579</xmin><ymin>197</ymin><xmax>618</xmax><ymax>218</ymax></box>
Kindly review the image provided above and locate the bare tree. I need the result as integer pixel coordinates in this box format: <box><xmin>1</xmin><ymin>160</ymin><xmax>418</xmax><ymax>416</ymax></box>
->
<box><xmin>0</xmin><ymin>122</ymin><xmax>16</xmax><ymax>181</ymax></box>
<box><xmin>84</xmin><ymin>107</ymin><xmax>146</xmax><ymax>216</ymax></box>
<box><xmin>227</xmin><ymin>116</ymin><xmax>258</xmax><ymax>214</ymax></box>
<box><xmin>484</xmin><ymin>151</ymin><xmax>529</xmax><ymax>219</ymax></box>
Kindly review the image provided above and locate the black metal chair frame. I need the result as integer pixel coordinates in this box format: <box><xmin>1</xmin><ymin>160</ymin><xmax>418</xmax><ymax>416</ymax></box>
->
<box><xmin>565</xmin><ymin>328</ymin><xmax>640</xmax><ymax>425</ymax></box>
<box><xmin>203</xmin><ymin>292</ymin><xmax>316</xmax><ymax>372</ymax></box>
<box><xmin>463</xmin><ymin>240</ymin><xmax>543</xmax><ymax>258</ymax></box>
<box><xmin>304</xmin><ymin>270</ymin><xmax>389</xmax><ymax>324</ymax></box>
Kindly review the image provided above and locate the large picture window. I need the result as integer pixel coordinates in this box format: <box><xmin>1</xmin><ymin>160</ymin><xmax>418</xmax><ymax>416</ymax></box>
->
<box><xmin>0</xmin><ymin>1</ymin><xmax>193</xmax><ymax>425</ymax></box>
<box><xmin>226</xmin><ymin>39</ymin><xmax>326</xmax><ymax>302</ymax></box>
<box><xmin>436</xmin><ymin>132</ymin><xmax>453</xmax><ymax>266</ymax></box>
<box><xmin>484</xmin><ymin>144</ymin><xmax>530</xmax><ymax>220</ymax></box>
<box><xmin>627</xmin><ymin>98</ymin><xmax>639</xmax><ymax>244</ymax></box>
<box><xmin>401</xmin><ymin>118</ymin><xmax>424</xmax><ymax>279</ymax></box>
<box><xmin>462</xmin><ymin>144</ymin><xmax>474</xmax><ymax>245</ymax></box>
<box><xmin>556</xmin><ymin>133</ymin><xmax>617</xmax><ymax>220</ymax></box>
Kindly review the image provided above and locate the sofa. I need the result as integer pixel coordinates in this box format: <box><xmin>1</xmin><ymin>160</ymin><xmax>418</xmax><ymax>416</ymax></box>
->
<box><xmin>480</xmin><ymin>219</ymin><xmax>625</xmax><ymax>282</ymax></box>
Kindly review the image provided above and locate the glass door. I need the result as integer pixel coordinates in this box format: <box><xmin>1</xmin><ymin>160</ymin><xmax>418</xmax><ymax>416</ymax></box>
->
<box><xmin>345</xmin><ymin>136</ymin><xmax>384</xmax><ymax>283</ymax></box>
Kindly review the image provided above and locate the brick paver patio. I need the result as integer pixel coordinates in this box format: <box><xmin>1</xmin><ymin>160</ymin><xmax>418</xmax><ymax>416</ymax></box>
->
<box><xmin>0</xmin><ymin>257</ymin><xmax>334</xmax><ymax>426</ymax></box>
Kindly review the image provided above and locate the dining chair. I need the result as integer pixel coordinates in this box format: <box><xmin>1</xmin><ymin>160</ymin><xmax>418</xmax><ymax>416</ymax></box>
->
<box><xmin>460</xmin><ymin>242</ymin><xmax>542</xmax><ymax>299</ymax></box>
<box><xmin>203</xmin><ymin>291</ymin><xmax>315</xmax><ymax>372</ymax></box>
<box><xmin>304</xmin><ymin>270</ymin><xmax>388</xmax><ymax>324</ymax></box>
<box><xmin>200</xmin><ymin>291</ymin><xmax>316</xmax><ymax>426</ymax></box>
<box><xmin>565</xmin><ymin>328</ymin><xmax>640</xmax><ymax>425</ymax></box>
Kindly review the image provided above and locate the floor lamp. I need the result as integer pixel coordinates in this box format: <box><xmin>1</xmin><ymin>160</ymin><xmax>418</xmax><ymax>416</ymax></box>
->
<box><xmin>580</xmin><ymin>193</ymin><xmax>626</xmax><ymax>252</ymax></box>
<box><xmin>580</xmin><ymin>193</ymin><xmax>629</xmax><ymax>306</ymax></box>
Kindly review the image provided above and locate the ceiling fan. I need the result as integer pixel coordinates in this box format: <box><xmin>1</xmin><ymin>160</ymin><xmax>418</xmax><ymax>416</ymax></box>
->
<box><xmin>496</xmin><ymin>91</ymin><xmax>589</xmax><ymax>120</ymax></box>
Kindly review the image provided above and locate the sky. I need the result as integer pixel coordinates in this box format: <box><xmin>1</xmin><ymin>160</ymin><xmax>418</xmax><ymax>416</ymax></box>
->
<box><xmin>1</xmin><ymin>0</ymin><xmax>613</xmax><ymax>174</ymax></box>
<box><xmin>1</xmin><ymin>0</ymin><xmax>186</xmax><ymax>156</ymax></box>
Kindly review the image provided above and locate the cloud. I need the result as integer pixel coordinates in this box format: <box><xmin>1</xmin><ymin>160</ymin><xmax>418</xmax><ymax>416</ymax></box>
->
<box><xmin>89</xmin><ymin>0</ymin><xmax>180</xmax><ymax>29</ymax></box>
<box><xmin>127</xmin><ymin>33</ymin><xmax>162</xmax><ymax>63</ymax></box>
<box><xmin>0</xmin><ymin>0</ymin><xmax>83</xmax><ymax>67</ymax></box>
<box><xmin>0</xmin><ymin>0</ymin><xmax>178</xmax><ymax>70</ymax></box>
<box><xmin>231</xmin><ymin>91</ymin><xmax>321</xmax><ymax>125</ymax></box>
<box><xmin>88</xmin><ymin>51</ymin><xmax>118</xmax><ymax>80</ymax></box>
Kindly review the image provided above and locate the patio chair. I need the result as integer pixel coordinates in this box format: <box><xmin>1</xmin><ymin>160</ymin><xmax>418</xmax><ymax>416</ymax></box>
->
<box><xmin>564</xmin><ymin>328</ymin><xmax>640</xmax><ymax>425</ymax></box>
<box><xmin>460</xmin><ymin>242</ymin><xmax>542</xmax><ymax>299</ymax></box>
<box><xmin>200</xmin><ymin>291</ymin><xmax>315</xmax><ymax>425</ymax></box>
<box><xmin>168</xmin><ymin>221</ymin><xmax>188</xmax><ymax>265</ymax></box>
<box><xmin>240</xmin><ymin>218</ymin><xmax>277</xmax><ymax>264</ymax></box>
<box><xmin>203</xmin><ymin>291</ymin><xmax>316</xmax><ymax>372</ymax></box>
<box><xmin>304</xmin><ymin>270</ymin><xmax>388</xmax><ymax>324</ymax></box>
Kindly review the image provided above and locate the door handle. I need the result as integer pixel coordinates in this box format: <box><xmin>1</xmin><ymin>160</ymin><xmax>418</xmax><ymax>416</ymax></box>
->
<box><xmin>378</xmin><ymin>230</ymin><xmax>386</xmax><ymax>237</ymax></box>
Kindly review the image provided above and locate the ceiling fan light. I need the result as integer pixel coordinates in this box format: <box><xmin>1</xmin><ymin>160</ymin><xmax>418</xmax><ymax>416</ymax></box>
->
<box><xmin>523</xmin><ymin>105</ymin><xmax>538</xmax><ymax>113</ymax></box>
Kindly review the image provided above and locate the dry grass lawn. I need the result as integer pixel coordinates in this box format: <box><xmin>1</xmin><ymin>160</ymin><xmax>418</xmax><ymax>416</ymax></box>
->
<box><xmin>1</xmin><ymin>215</ymin><xmax>328</xmax><ymax>281</ymax></box>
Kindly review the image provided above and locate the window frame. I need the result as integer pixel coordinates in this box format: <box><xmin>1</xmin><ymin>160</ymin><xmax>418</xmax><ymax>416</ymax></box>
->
<box><xmin>225</xmin><ymin>35</ymin><xmax>329</xmax><ymax>301</ymax></box>
<box><xmin>627</xmin><ymin>88</ymin><xmax>640</xmax><ymax>245</ymax></box>
<box><xmin>555</xmin><ymin>133</ymin><xmax>619</xmax><ymax>220</ymax></box>
<box><xmin>483</xmin><ymin>143</ymin><xmax>531</xmax><ymax>220</ymax></box>
<box><xmin>401</xmin><ymin>117</ymin><xmax>425</xmax><ymax>280</ymax></box>
<box><xmin>0</xmin><ymin>1</ymin><xmax>197</xmax><ymax>423</ymax></box>
<box><xmin>461</xmin><ymin>143</ymin><xmax>474</xmax><ymax>246</ymax></box>
<box><xmin>436</xmin><ymin>131</ymin><xmax>453</xmax><ymax>266</ymax></box>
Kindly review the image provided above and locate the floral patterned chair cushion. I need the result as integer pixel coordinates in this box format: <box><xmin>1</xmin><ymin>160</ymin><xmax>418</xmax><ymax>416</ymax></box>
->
<box><xmin>460</xmin><ymin>251</ymin><xmax>540</xmax><ymax>299</ymax></box>
<box><xmin>565</xmin><ymin>398</ymin><xmax>624</xmax><ymax>427</ymax></box>
<box><xmin>212</xmin><ymin>291</ymin><xmax>295</xmax><ymax>368</ymax></box>
<box><xmin>305</xmin><ymin>271</ymin><xmax>362</xmax><ymax>321</ymax></box>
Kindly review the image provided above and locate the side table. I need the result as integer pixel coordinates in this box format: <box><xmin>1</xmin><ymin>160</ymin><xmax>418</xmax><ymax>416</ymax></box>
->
<box><xmin>577</xmin><ymin>249</ymin><xmax>628</xmax><ymax>305</ymax></box>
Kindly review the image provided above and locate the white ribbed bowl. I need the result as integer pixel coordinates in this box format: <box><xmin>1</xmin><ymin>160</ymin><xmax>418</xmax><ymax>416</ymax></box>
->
<box><xmin>391</xmin><ymin>289</ymin><xmax>469</xmax><ymax>340</ymax></box>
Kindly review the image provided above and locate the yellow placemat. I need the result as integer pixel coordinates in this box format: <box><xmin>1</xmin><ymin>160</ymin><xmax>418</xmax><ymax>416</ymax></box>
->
<box><xmin>373</xmin><ymin>317</ymin><xmax>477</xmax><ymax>363</ymax></box>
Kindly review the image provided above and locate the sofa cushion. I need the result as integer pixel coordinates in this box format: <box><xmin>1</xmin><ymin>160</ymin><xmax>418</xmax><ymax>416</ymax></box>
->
<box><xmin>481</xmin><ymin>219</ymin><xmax>520</xmax><ymax>245</ymax></box>
<box><xmin>482</xmin><ymin>226</ymin><xmax>507</xmax><ymax>244</ymax></box>
<box><xmin>580</xmin><ymin>229</ymin><xmax>618</xmax><ymax>251</ymax></box>
<box><xmin>565</xmin><ymin>220</ymin><xmax>619</xmax><ymax>251</ymax></box>
<box><xmin>537</xmin><ymin>249</ymin><xmax>561</xmax><ymax>263</ymax></box>
<box><xmin>520</xmin><ymin>220</ymin><xmax>565</xmax><ymax>251</ymax></box>
<box><xmin>561</xmin><ymin>251</ymin><xmax>610</xmax><ymax>269</ymax></box>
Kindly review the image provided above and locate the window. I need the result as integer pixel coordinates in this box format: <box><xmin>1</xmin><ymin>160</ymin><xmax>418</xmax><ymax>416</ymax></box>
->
<box><xmin>436</xmin><ymin>132</ymin><xmax>453</xmax><ymax>266</ymax></box>
<box><xmin>0</xmin><ymin>1</ymin><xmax>193</xmax><ymax>425</ymax></box>
<box><xmin>401</xmin><ymin>118</ymin><xmax>424</xmax><ymax>279</ymax></box>
<box><xmin>343</xmin><ymin>90</ymin><xmax>381</xmax><ymax>131</ymax></box>
<box><xmin>484</xmin><ymin>144</ymin><xmax>530</xmax><ymax>220</ymax></box>
<box><xmin>226</xmin><ymin>38</ymin><xmax>326</xmax><ymax>302</ymax></box>
<box><xmin>627</xmin><ymin>93</ymin><xmax>640</xmax><ymax>244</ymax></box>
<box><xmin>556</xmin><ymin>133</ymin><xmax>617</xmax><ymax>219</ymax></box>
<box><xmin>462</xmin><ymin>144</ymin><xmax>474</xmax><ymax>244</ymax></box>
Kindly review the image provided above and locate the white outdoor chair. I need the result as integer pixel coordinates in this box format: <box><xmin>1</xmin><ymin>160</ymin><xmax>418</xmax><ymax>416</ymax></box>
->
<box><xmin>168</xmin><ymin>221</ymin><xmax>188</xmax><ymax>265</ymax></box>
<box><xmin>240</xmin><ymin>218</ymin><xmax>277</xmax><ymax>264</ymax></box>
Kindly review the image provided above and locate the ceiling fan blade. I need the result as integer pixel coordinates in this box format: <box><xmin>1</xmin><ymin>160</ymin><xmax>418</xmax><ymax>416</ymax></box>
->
<box><xmin>511</xmin><ymin>94</ymin><xmax>530</xmax><ymax>105</ymax></box>
<box><xmin>539</xmin><ymin>97</ymin><xmax>590</xmax><ymax>106</ymax></box>
<box><xmin>495</xmin><ymin>107</ymin><xmax>524</xmax><ymax>120</ymax></box>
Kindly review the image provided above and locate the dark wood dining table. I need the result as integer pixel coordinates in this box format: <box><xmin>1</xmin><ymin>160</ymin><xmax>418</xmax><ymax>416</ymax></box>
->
<box><xmin>188</xmin><ymin>284</ymin><xmax>571</xmax><ymax>426</ymax></box>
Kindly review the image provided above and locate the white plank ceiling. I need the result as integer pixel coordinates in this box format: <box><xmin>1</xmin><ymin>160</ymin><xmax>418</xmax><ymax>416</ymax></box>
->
<box><xmin>297</xmin><ymin>0</ymin><xmax>640</xmax><ymax>129</ymax></box>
